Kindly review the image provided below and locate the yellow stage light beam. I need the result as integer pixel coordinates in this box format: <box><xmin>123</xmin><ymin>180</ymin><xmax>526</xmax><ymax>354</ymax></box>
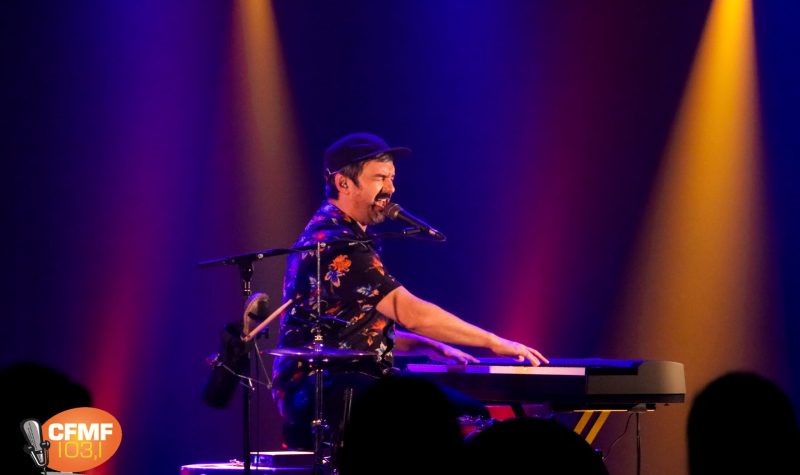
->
<box><xmin>606</xmin><ymin>1</ymin><xmax>785</xmax><ymax>473</ymax></box>
<box><xmin>231</xmin><ymin>0</ymin><xmax>308</xmax><ymax>247</ymax></box>
<box><xmin>615</xmin><ymin>0</ymin><xmax>777</xmax><ymax>372</ymax></box>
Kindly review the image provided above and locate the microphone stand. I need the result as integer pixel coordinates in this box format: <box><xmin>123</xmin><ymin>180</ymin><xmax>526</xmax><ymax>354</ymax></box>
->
<box><xmin>200</xmin><ymin>245</ymin><xmax>323</xmax><ymax>475</ymax></box>
<box><xmin>239</xmin><ymin>263</ymin><xmax>253</xmax><ymax>475</ymax></box>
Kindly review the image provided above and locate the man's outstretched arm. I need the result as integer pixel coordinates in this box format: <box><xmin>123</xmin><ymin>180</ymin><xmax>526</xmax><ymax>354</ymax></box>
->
<box><xmin>376</xmin><ymin>286</ymin><xmax>548</xmax><ymax>366</ymax></box>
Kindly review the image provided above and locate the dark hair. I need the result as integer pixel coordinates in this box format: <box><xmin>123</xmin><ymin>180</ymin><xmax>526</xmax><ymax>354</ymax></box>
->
<box><xmin>337</xmin><ymin>375</ymin><xmax>465</xmax><ymax>475</ymax></box>
<box><xmin>464</xmin><ymin>417</ymin><xmax>609</xmax><ymax>475</ymax></box>
<box><xmin>687</xmin><ymin>371</ymin><xmax>799</xmax><ymax>475</ymax></box>
<box><xmin>325</xmin><ymin>154</ymin><xmax>393</xmax><ymax>199</ymax></box>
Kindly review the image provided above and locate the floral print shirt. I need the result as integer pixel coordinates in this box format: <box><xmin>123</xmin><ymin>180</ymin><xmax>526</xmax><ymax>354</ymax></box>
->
<box><xmin>272</xmin><ymin>202</ymin><xmax>401</xmax><ymax>406</ymax></box>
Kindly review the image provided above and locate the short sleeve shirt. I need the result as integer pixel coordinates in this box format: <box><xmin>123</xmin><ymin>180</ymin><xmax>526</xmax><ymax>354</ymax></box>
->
<box><xmin>272</xmin><ymin>202</ymin><xmax>401</xmax><ymax>402</ymax></box>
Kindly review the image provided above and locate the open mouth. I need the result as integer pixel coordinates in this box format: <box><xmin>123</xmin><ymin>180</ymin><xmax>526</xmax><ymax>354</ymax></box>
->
<box><xmin>373</xmin><ymin>197</ymin><xmax>390</xmax><ymax>212</ymax></box>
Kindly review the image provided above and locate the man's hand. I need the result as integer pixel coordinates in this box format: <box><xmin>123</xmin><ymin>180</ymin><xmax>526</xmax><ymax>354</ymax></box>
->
<box><xmin>425</xmin><ymin>341</ymin><xmax>480</xmax><ymax>365</ymax></box>
<box><xmin>489</xmin><ymin>335</ymin><xmax>549</xmax><ymax>366</ymax></box>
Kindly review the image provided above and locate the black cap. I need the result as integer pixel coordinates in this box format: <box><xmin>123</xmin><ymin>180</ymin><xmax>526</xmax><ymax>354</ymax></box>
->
<box><xmin>324</xmin><ymin>132</ymin><xmax>411</xmax><ymax>176</ymax></box>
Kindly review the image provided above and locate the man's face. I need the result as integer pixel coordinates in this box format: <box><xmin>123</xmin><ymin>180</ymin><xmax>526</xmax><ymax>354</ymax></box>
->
<box><xmin>348</xmin><ymin>159</ymin><xmax>395</xmax><ymax>226</ymax></box>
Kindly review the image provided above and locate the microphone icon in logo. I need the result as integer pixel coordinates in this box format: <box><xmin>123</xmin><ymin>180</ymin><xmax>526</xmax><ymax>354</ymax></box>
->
<box><xmin>20</xmin><ymin>418</ymin><xmax>50</xmax><ymax>473</ymax></box>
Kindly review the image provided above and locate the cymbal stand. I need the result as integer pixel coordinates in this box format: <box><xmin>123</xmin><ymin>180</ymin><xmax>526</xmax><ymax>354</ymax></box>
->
<box><xmin>310</xmin><ymin>241</ymin><xmax>330</xmax><ymax>475</ymax></box>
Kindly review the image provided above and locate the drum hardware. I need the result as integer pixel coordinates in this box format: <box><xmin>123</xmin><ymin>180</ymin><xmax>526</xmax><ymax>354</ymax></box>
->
<box><xmin>200</xmin><ymin>241</ymin><xmax>362</xmax><ymax>474</ymax></box>
<box><xmin>199</xmin><ymin>246</ymin><xmax>306</xmax><ymax>475</ymax></box>
<box><xmin>200</xmin><ymin>235</ymin><xmax>403</xmax><ymax>474</ymax></box>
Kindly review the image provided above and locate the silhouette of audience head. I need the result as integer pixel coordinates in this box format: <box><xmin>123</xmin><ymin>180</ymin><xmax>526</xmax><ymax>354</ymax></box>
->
<box><xmin>0</xmin><ymin>362</ymin><xmax>92</xmax><ymax>475</ymax></box>
<box><xmin>337</xmin><ymin>375</ymin><xmax>466</xmax><ymax>475</ymax></box>
<box><xmin>687</xmin><ymin>371</ymin><xmax>799</xmax><ymax>475</ymax></box>
<box><xmin>464</xmin><ymin>416</ymin><xmax>609</xmax><ymax>475</ymax></box>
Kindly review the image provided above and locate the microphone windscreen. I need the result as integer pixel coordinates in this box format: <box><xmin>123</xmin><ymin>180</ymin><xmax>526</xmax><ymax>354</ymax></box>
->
<box><xmin>383</xmin><ymin>202</ymin><xmax>403</xmax><ymax>220</ymax></box>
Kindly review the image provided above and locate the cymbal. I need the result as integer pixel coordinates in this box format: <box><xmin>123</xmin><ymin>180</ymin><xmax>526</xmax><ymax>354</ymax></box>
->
<box><xmin>269</xmin><ymin>346</ymin><xmax>376</xmax><ymax>360</ymax></box>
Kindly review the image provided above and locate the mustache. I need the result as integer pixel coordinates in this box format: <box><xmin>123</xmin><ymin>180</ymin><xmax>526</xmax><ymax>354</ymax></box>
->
<box><xmin>374</xmin><ymin>193</ymin><xmax>392</xmax><ymax>201</ymax></box>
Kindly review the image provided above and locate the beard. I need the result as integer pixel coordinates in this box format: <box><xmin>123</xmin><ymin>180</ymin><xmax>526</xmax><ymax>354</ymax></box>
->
<box><xmin>367</xmin><ymin>209</ymin><xmax>387</xmax><ymax>225</ymax></box>
<box><xmin>367</xmin><ymin>193</ymin><xmax>392</xmax><ymax>225</ymax></box>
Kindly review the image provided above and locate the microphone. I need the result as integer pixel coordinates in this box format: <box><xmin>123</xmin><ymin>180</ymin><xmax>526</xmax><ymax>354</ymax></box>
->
<box><xmin>382</xmin><ymin>203</ymin><xmax>446</xmax><ymax>241</ymax></box>
<box><xmin>20</xmin><ymin>418</ymin><xmax>49</xmax><ymax>468</ymax></box>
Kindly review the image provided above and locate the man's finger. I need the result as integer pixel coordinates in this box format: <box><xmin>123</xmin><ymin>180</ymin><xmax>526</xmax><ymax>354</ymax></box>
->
<box><xmin>530</xmin><ymin>347</ymin><xmax>549</xmax><ymax>365</ymax></box>
<box><xmin>524</xmin><ymin>350</ymin><xmax>541</xmax><ymax>366</ymax></box>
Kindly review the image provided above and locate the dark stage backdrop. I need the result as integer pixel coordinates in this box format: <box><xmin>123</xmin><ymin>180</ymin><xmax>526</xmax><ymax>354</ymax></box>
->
<box><xmin>3</xmin><ymin>2</ymin><xmax>798</xmax><ymax>475</ymax></box>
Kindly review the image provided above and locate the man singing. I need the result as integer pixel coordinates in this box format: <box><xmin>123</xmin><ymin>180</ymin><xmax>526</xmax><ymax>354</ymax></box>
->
<box><xmin>272</xmin><ymin>132</ymin><xmax>548</xmax><ymax>449</ymax></box>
